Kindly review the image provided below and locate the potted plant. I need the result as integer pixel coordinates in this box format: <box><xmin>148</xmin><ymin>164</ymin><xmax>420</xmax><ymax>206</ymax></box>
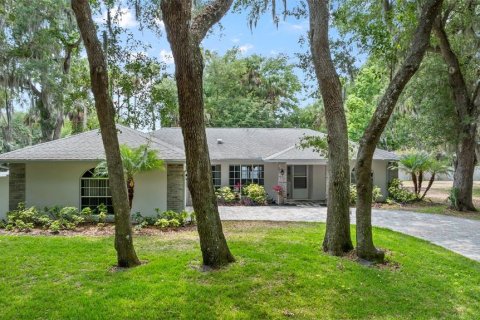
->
<box><xmin>273</xmin><ymin>185</ymin><xmax>284</xmax><ymax>205</ymax></box>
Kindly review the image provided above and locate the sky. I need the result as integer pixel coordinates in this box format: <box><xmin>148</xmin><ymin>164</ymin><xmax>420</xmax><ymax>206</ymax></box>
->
<box><xmin>94</xmin><ymin>5</ymin><xmax>315</xmax><ymax>106</ymax></box>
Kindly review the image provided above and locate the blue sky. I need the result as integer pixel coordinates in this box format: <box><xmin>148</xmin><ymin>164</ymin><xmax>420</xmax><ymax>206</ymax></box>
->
<box><xmin>95</xmin><ymin>5</ymin><xmax>315</xmax><ymax>105</ymax></box>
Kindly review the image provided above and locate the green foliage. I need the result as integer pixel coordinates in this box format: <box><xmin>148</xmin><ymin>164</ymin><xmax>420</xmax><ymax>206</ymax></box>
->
<box><xmin>243</xmin><ymin>184</ymin><xmax>267</xmax><ymax>205</ymax></box>
<box><xmin>133</xmin><ymin>210</ymin><xmax>195</xmax><ymax>229</ymax></box>
<box><xmin>154</xmin><ymin>218</ymin><xmax>170</xmax><ymax>228</ymax></box>
<box><xmin>388</xmin><ymin>179</ymin><xmax>416</xmax><ymax>203</ymax></box>
<box><xmin>216</xmin><ymin>186</ymin><xmax>236</xmax><ymax>204</ymax></box>
<box><xmin>398</xmin><ymin>150</ymin><xmax>452</xmax><ymax>198</ymax></box>
<box><xmin>345</xmin><ymin>64</ymin><xmax>387</xmax><ymax>142</ymax></box>
<box><xmin>349</xmin><ymin>184</ymin><xmax>382</xmax><ymax>205</ymax></box>
<box><xmin>203</xmin><ymin>49</ymin><xmax>302</xmax><ymax>128</ymax></box>
<box><xmin>3</xmin><ymin>203</ymin><xmax>86</xmax><ymax>233</ymax></box>
<box><xmin>448</xmin><ymin>188</ymin><xmax>460</xmax><ymax>209</ymax></box>
<box><xmin>95</xmin><ymin>144</ymin><xmax>164</xmax><ymax>183</ymax></box>
<box><xmin>299</xmin><ymin>135</ymin><xmax>358</xmax><ymax>159</ymax></box>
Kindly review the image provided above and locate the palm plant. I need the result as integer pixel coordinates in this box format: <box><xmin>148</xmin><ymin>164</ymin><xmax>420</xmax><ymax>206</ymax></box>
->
<box><xmin>420</xmin><ymin>159</ymin><xmax>452</xmax><ymax>200</ymax></box>
<box><xmin>398</xmin><ymin>151</ymin><xmax>431</xmax><ymax>197</ymax></box>
<box><xmin>398</xmin><ymin>151</ymin><xmax>452</xmax><ymax>200</ymax></box>
<box><xmin>95</xmin><ymin>144</ymin><xmax>164</xmax><ymax>209</ymax></box>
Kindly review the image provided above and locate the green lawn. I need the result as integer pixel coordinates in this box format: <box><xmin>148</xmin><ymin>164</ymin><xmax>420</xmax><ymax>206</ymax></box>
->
<box><xmin>1</xmin><ymin>222</ymin><xmax>479</xmax><ymax>319</ymax></box>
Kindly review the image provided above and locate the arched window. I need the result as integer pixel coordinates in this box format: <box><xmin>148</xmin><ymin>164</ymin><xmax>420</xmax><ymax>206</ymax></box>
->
<box><xmin>80</xmin><ymin>168</ymin><xmax>113</xmax><ymax>213</ymax></box>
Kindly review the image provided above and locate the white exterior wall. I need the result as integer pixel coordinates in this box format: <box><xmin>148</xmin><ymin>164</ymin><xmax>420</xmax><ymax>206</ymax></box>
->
<box><xmin>348</xmin><ymin>159</ymin><xmax>389</xmax><ymax>201</ymax></box>
<box><xmin>0</xmin><ymin>175</ymin><xmax>8</xmax><ymax>219</ymax></box>
<box><xmin>211</xmin><ymin>161</ymin><xmax>327</xmax><ymax>201</ymax></box>
<box><xmin>372</xmin><ymin>160</ymin><xmax>388</xmax><ymax>200</ymax></box>
<box><xmin>25</xmin><ymin>161</ymin><xmax>167</xmax><ymax>216</ymax></box>
<box><xmin>310</xmin><ymin>165</ymin><xmax>327</xmax><ymax>201</ymax></box>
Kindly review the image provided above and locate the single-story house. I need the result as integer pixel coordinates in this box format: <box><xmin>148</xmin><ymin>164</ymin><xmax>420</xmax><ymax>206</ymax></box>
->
<box><xmin>0</xmin><ymin>125</ymin><xmax>398</xmax><ymax>218</ymax></box>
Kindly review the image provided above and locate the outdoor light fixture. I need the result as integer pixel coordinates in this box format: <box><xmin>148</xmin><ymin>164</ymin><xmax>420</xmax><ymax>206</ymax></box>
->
<box><xmin>280</xmin><ymin>169</ymin><xmax>285</xmax><ymax>176</ymax></box>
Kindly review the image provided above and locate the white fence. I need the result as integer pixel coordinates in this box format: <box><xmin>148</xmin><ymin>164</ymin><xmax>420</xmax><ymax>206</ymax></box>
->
<box><xmin>0</xmin><ymin>173</ymin><xmax>8</xmax><ymax>219</ymax></box>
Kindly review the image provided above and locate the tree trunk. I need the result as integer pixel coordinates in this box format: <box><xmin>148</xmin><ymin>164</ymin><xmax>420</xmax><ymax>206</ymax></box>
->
<box><xmin>421</xmin><ymin>172</ymin><xmax>436</xmax><ymax>200</ymax></box>
<box><xmin>161</xmin><ymin>0</ymin><xmax>235</xmax><ymax>269</ymax></box>
<box><xmin>418</xmin><ymin>171</ymin><xmax>424</xmax><ymax>196</ymax></box>
<box><xmin>411</xmin><ymin>172</ymin><xmax>418</xmax><ymax>195</ymax></box>
<box><xmin>434</xmin><ymin>19</ymin><xmax>478</xmax><ymax>211</ymax></box>
<box><xmin>307</xmin><ymin>0</ymin><xmax>353</xmax><ymax>255</ymax></box>
<box><xmin>355</xmin><ymin>0</ymin><xmax>443</xmax><ymax>262</ymax></box>
<box><xmin>72</xmin><ymin>0</ymin><xmax>141</xmax><ymax>268</ymax></box>
<box><xmin>127</xmin><ymin>177</ymin><xmax>134</xmax><ymax>210</ymax></box>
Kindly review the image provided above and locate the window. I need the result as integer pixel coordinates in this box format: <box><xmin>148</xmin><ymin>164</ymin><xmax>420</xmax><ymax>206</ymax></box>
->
<box><xmin>293</xmin><ymin>165</ymin><xmax>307</xmax><ymax>189</ymax></box>
<box><xmin>212</xmin><ymin>165</ymin><xmax>221</xmax><ymax>188</ymax></box>
<box><xmin>80</xmin><ymin>168</ymin><xmax>113</xmax><ymax>213</ymax></box>
<box><xmin>229</xmin><ymin>165</ymin><xmax>264</xmax><ymax>188</ymax></box>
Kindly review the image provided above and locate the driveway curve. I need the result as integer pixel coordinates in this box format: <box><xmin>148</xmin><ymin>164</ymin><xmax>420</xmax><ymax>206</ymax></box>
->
<box><xmin>214</xmin><ymin>206</ymin><xmax>480</xmax><ymax>262</ymax></box>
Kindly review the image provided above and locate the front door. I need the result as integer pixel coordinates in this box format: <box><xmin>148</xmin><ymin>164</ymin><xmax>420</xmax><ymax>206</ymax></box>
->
<box><xmin>289</xmin><ymin>165</ymin><xmax>308</xmax><ymax>199</ymax></box>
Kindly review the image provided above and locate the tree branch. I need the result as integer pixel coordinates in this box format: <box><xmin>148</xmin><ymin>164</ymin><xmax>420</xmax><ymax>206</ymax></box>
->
<box><xmin>190</xmin><ymin>0</ymin><xmax>233</xmax><ymax>43</ymax></box>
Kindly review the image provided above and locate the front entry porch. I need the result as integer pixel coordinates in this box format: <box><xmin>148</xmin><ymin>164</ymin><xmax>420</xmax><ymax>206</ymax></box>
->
<box><xmin>274</xmin><ymin>163</ymin><xmax>327</xmax><ymax>204</ymax></box>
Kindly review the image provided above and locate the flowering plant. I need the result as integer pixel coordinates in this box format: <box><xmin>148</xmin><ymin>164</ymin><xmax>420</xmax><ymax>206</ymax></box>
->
<box><xmin>234</xmin><ymin>182</ymin><xmax>242</xmax><ymax>193</ymax></box>
<box><xmin>272</xmin><ymin>185</ymin><xmax>283</xmax><ymax>195</ymax></box>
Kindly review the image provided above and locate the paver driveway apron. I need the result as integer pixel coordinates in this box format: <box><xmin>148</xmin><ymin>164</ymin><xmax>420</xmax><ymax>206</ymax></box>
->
<box><xmin>206</xmin><ymin>206</ymin><xmax>480</xmax><ymax>262</ymax></box>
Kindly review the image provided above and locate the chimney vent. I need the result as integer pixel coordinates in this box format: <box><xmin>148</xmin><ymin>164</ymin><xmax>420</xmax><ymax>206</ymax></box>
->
<box><xmin>217</xmin><ymin>139</ymin><xmax>224</xmax><ymax>144</ymax></box>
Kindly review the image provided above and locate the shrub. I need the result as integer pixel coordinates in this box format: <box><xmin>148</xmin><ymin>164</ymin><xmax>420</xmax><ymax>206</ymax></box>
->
<box><xmin>81</xmin><ymin>207</ymin><xmax>93</xmax><ymax>222</ymax></box>
<box><xmin>168</xmin><ymin>219</ymin><xmax>180</xmax><ymax>228</ymax></box>
<box><xmin>349</xmin><ymin>184</ymin><xmax>382</xmax><ymax>205</ymax></box>
<box><xmin>372</xmin><ymin>186</ymin><xmax>382</xmax><ymax>203</ymax></box>
<box><xmin>349</xmin><ymin>185</ymin><xmax>357</xmax><ymax>206</ymax></box>
<box><xmin>155</xmin><ymin>209</ymin><xmax>191</xmax><ymax>226</ymax></box>
<box><xmin>216</xmin><ymin>186</ymin><xmax>236</xmax><ymax>204</ymax></box>
<box><xmin>243</xmin><ymin>184</ymin><xmax>267</xmax><ymax>205</ymax></box>
<box><xmin>58</xmin><ymin>207</ymin><xmax>80</xmax><ymax>220</ymax></box>
<box><xmin>154</xmin><ymin>218</ymin><xmax>170</xmax><ymax>228</ymax></box>
<box><xmin>49</xmin><ymin>220</ymin><xmax>61</xmax><ymax>234</ymax></box>
<box><xmin>6</xmin><ymin>204</ymin><xmax>52</xmax><ymax>230</ymax></box>
<box><xmin>388</xmin><ymin>179</ymin><xmax>416</xmax><ymax>203</ymax></box>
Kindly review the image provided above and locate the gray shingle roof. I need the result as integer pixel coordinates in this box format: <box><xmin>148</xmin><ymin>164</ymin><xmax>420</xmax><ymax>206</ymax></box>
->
<box><xmin>0</xmin><ymin>125</ymin><xmax>184</xmax><ymax>162</ymax></box>
<box><xmin>152</xmin><ymin>128</ymin><xmax>398</xmax><ymax>161</ymax></box>
<box><xmin>0</xmin><ymin>126</ymin><xmax>398</xmax><ymax>162</ymax></box>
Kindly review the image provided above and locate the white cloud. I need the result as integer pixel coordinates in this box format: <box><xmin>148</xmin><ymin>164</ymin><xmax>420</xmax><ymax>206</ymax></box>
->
<box><xmin>160</xmin><ymin>49</ymin><xmax>174</xmax><ymax>65</ymax></box>
<box><xmin>279</xmin><ymin>21</ymin><xmax>306</xmax><ymax>33</ymax></box>
<box><xmin>95</xmin><ymin>8</ymin><xmax>138</xmax><ymax>28</ymax></box>
<box><xmin>238</xmin><ymin>44</ymin><xmax>254</xmax><ymax>54</ymax></box>
<box><xmin>231</xmin><ymin>37</ymin><xmax>240</xmax><ymax>43</ymax></box>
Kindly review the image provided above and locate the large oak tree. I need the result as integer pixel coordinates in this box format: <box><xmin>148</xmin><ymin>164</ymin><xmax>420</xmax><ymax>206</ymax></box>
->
<box><xmin>160</xmin><ymin>0</ymin><xmax>235</xmax><ymax>269</ymax></box>
<box><xmin>307</xmin><ymin>0</ymin><xmax>354</xmax><ymax>255</ymax></box>
<box><xmin>72</xmin><ymin>0</ymin><xmax>141</xmax><ymax>267</ymax></box>
<box><xmin>433</xmin><ymin>7</ymin><xmax>480</xmax><ymax>212</ymax></box>
<box><xmin>354</xmin><ymin>0</ymin><xmax>443</xmax><ymax>262</ymax></box>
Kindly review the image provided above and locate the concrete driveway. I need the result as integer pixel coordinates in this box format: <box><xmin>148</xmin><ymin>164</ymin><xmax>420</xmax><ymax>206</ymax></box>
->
<box><xmin>209</xmin><ymin>205</ymin><xmax>480</xmax><ymax>262</ymax></box>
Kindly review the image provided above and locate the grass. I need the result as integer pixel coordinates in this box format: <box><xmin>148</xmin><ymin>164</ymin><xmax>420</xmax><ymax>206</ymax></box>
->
<box><xmin>379</xmin><ymin>181</ymin><xmax>480</xmax><ymax>220</ymax></box>
<box><xmin>1</xmin><ymin>221</ymin><xmax>479</xmax><ymax>319</ymax></box>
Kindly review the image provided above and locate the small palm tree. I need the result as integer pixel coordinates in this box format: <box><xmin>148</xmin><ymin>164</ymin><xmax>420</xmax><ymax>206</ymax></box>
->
<box><xmin>398</xmin><ymin>151</ymin><xmax>452</xmax><ymax>200</ymax></box>
<box><xmin>398</xmin><ymin>151</ymin><xmax>431</xmax><ymax>197</ymax></box>
<box><xmin>420</xmin><ymin>159</ymin><xmax>451</xmax><ymax>200</ymax></box>
<box><xmin>95</xmin><ymin>144</ymin><xmax>164</xmax><ymax>209</ymax></box>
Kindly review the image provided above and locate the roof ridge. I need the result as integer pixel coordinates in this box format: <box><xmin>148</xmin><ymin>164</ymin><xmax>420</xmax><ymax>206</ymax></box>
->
<box><xmin>263</xmin><ymin>145</ymin><xmax>296</xmax><ymax>160</ymax></box>
<box><xmin>102</xmin><ymin>124</ymin><xmax>186</xmax><ymax>158</ymax></box>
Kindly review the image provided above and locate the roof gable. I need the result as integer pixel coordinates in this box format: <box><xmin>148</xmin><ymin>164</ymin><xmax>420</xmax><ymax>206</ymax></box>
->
<box><xmin>0</xmin><ymin>125</ymin><xmax>184</xmax><ymax>162</ymax></box>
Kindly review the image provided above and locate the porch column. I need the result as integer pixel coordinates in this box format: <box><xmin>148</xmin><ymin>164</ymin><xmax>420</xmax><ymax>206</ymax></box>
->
<box><xmin>167</xmin><ymin>164</ymin><xmax>186</xmax><ymax>212</ymax></box>
<box><xmin>277</xmin><ymin>163</ymin><xmax>287</xmax><ymax>204</ymax></box>
<box><xmin>9</xmin><ymin>163</ymin><xmax>26</xmax><ymax>210</ymax></box>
